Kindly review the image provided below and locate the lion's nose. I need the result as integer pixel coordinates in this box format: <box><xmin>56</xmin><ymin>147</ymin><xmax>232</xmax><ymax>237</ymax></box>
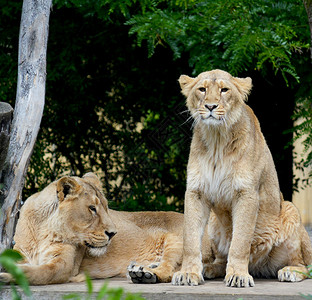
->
<box><xmin>205</xmin><ymin>104</ymin><xmax>218</xmax><ymax>111</ymax></box>
<box><xmin>105</xmin><ymin>231</ymin><xmax>116</xmax><ymax>240</ymax></box>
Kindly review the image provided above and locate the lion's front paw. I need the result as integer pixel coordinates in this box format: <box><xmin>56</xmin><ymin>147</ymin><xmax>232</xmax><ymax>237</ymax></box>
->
<box><xmin>0</xmin><ymin>272</ymin><xmax>13</xmax><ymax>283</ymax></box>
<box><xmin>171</xmin><ymin>271</ymin><xmax>204</xmax><ymax>286</ymax></box>
<box><xmin>127</xmin><ymin>262</ymin><xmax>157</xmax><ymax>284</ymax></box>
<box><xmin>278</xmin><ymin>267</ymin><xmax>306</xmax><ymax>282</ymax></box>
<box><xmin>225</xmin><ymin>272</ymin><xmax>254</xmax><ymax>288</ymax></box>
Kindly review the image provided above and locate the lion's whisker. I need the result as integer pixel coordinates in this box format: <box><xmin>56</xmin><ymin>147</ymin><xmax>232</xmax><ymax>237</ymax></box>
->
<box><xmin>180</xmin><ymin>114</ymin><xmax>195</xmax><ymax>127</ymax></box>
<box><xmin>179</xmin><ymin>109</ymin><xmax>190</xmax><ymax>115</ymax></box>
<box><xmin>191</xmin><ymin>113</ymin><xmax>201</xmax><ymax>129</ymax></box>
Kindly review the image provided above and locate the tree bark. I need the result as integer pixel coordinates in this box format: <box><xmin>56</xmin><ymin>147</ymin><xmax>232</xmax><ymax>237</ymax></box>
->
<box><xmin>0</xmin><ymin>0</ymin><xmax>52</xmax><ymax>253</ymax></box>
<box><xmin>303</xmin><ymin>0</ymin><xmax>312</xmax><ymax>61</ymax></box>
<box><xmin>0</xmin><ymin>103</ymin><xmax>13</xmax><ymax>176</ymax></box>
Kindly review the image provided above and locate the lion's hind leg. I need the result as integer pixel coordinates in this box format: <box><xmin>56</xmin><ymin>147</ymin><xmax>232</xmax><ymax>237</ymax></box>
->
<box><xmin>277</xmin><ymin>202</ymin><xmax>312</xmax><ymax>282</ymax></box>
<box><xmin>278</xmin><ymin>266</ymin><xmax>309</xmax><ymax>282</ymax></box>
<box><xmin>278</xmin><ymin>230</ymin><xmax>312</xmax><ymax>282</ymax></box>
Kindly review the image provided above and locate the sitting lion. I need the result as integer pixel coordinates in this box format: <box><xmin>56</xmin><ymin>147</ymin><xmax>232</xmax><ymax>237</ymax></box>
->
<box><xmin>172</xmin><ymin>69</ymin><xmax>312</xmax><ymax>287</ymax></box>
<box><xmin>0</xmin><ymin>173</ymin><xmax>209</xmax><ymax>285</ymax></box>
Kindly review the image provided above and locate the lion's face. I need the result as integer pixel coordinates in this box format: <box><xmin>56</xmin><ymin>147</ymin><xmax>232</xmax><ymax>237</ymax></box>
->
<box><xmin>179</xmin><ymin>69</ymin><xmax>252</xmax><ymax>128</ymax></box>
<box><xmin>56</xmin><ymin>173</ymin><xmax>117</xmax><ymax>256</ymax></box>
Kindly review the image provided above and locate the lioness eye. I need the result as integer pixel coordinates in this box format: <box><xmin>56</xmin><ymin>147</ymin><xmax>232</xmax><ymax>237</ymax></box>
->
<box><xmin>198</xmin><ymin>87</ymin><xmax>206</xmax><ymax>92</ymax></box>
<box><xmin>221</xmin><ymin>88</ymin><xmax>229</xmax><ymax>93</ymax></box>
<box><xmin>89</xmin><ymin>205</ymin><xmax>97</xmax><ymax>214</ymax></box>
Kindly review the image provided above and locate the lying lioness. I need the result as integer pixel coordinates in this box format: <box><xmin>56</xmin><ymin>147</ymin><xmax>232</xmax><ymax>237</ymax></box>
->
<box><xmin>171</xmin><ymin>69</ymin><xmax>312</xmax><ymax>287</ymax></box>
<box><xmin>0</xmin><ymin>173</ymin><xmax>210</xmax><ymax>285</ymax></box>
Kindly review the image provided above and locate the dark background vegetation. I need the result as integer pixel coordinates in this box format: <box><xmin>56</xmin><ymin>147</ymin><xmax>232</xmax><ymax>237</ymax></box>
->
<box><xmin>0</xmin><ymin>0</ymin><xmax>311</xmax><ymax>211</ymax></box>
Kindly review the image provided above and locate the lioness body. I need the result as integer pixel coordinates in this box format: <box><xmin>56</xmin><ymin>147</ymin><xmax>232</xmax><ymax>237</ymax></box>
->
<box><xmin>0</xmin><ymin>173</ymin><xmax>209</xmax><ymax>285</ymax></box>
<box><xmin>0</xmin><ymin>173</ymin><xmax>117</xmax><ymax>285</ymax></box>
<box><xmin>172</xmin><ymin>69</ymin><xmax>312</xmax><ymax>287</ymax></box>
<box><xmin>77</xmin><ymin>210</ymin><xmax>186</xmax><ymax>283</ymax></box>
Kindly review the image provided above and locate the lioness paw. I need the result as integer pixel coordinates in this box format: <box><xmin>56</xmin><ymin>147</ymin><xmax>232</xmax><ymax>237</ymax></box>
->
<box><xmin>148</xmin><ymin>262</ymin><xmax>160</xmax><ymax>269</ymax></box>
<box><xmin>69</xmin><ymin>273</ymin><xmax>86</xmax><ymax>283</ymax></box>
<box><xmin>0</xmin><ymin>272</ymin><xmax>13</xmax><ymax>283</ymax></box>
<box><xmin>278</xmin><ymin>267</ymin><xmax>306</xmax><ymax>282</ymax></box>
<box><xmin>127</xmin><ymin>263</ymin><xmax>157</xmax><ymax>284</ymax></box>
<box><xmin>171</xmin><ymin>271</ymin><xmax>204</xmax><ymax>286</ymax></box>
<box><xmin>225</xmin><ymin>273</ymin><xmax>254</xmax><ymax>288</ymax></box>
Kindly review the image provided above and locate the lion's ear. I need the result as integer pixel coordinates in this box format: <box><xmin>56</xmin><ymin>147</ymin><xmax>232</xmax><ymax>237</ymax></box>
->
<box><xmin>56</xmin><ymin>177</ymin><xmax>82</xmax><ymax>202</ymax></box>
<box><xmin>232</xmin><ymin>76</ymin><xmax>252</xmax><ymax>102</ymax></box>
<box><xmin>82</xmin><ymin>172</ymin><xmax>102</xmax><ymax>191</ymax></box>
<box><xmin>179</xmin><ymin>75</ymin><xmax>196</xmax><ymax>97</ymax></box>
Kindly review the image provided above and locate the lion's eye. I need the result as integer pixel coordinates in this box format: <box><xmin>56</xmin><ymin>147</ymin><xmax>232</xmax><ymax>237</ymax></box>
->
<box><xmin>198</xmin><ymin>87</ymin><xmax>206</xmax><ymax>92</ymax></box>
<box><xmin>221</xmin><ymin>88</ymin><xmax>229</xmax><ymax>93</ymax></box>
<box><xmin>89</xmin><ymin>205</ymin><xmax>97</xmax><ymax>214</ymax></box>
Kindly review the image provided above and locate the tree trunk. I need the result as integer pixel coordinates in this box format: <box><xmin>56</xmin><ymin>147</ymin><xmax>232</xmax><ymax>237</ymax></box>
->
<box><xmin>0</xmin><ymin>103</ymin><xmax>13</xmax><ymax>175</ymax></box>
<box><xmin>0</xmin><ymin>0</ymin><xmax>52</xmax><ymax>253</ymax></box>
<box><xmin>303</xmin><ymin>0</ymin><xmax>312</xmax><ymax>60</ymax></box>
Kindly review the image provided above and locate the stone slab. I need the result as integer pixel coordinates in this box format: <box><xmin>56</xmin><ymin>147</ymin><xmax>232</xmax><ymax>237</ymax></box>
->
<box><xmin>1</xmin><ymin>278</ymin><xmax>312</xmax><ymax>300</ymax></box>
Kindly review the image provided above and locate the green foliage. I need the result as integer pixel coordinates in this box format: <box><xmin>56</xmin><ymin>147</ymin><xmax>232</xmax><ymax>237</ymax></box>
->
<box><xmin>124</xmin><ymin>0</ymin><xmax>309</xmax><ymax>81</ymax></box>
<box><xmin>49</xmin><ymin>0</ymin><xmax>312</xmax><ymax>193</ymax></box>
<box><xmin>0</xmin><ymin>249</ymin><xmax>32</xmax><ymax>299</ymax></box>
<box><xmin>1</xmin><ymin>0</ymin><xmax>312</xmax><ymax>209</ymax></box>
<box><xmin>287</xmin><ymin>61</ymin><xmax>312</xmax><ymax>190</ymax></box>
<box><xmin>22</xmin><ymin>7</ymin><xmax>190</xmax><ymax>211</ymax></box>
<box><xmin>63</xmin><ymin>274</ymin><xmax>144</xmax><ymax>300</ymax></box>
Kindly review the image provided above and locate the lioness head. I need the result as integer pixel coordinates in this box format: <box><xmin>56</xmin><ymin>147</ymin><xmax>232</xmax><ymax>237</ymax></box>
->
<box><xmin>179</xmin><ymin>69</ymin><xmax>252</xmax><ymax>127</ymax></box>
<box><xmin>55</xmin><ymin>172</ymin><xmax>117</xmax><ymax>256</ymax></box>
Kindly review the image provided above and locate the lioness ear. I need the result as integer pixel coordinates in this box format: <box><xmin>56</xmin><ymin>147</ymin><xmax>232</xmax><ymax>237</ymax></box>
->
<box><xmin>232</xmin><ymin>76</ymin><xmax>252</xmax><ymax>102</ymax></box>
<box><xmin>56</xmin><ymin>177</ymin><xmax>82</xmax><ymax>202</ymax></box>
<box><xmin>82</xmin><ymin>172</ymin><xmax>102</xmax><ymax>191</ymax></box>
<box><xmin>179</xmin><ymin>75</ymin><xmax>196</xmax><ymax>97</ymax></box>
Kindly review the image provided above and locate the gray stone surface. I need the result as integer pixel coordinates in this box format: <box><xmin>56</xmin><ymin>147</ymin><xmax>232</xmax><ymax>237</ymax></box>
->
<box><xmin>1</xmin><ymin>278</ymin><xmax>312</xmax><ymax>300</ymax></box>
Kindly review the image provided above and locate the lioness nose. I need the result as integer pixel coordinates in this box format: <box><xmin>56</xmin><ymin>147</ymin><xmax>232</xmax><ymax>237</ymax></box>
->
<box><xmin>105</xmin><ymin>231</ymin><xmax>116</xmax><ymax>240</ymax></box>
<box><xmin>205</xmin><ymin>104</ymin><xmax>218</xmax><ymax>111</ymax></box>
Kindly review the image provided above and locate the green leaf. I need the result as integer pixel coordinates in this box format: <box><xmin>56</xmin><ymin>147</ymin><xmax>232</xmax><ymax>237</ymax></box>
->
<box><xmin>96</xmin><ymin>282</ymin><xmax>108</xmax><ymax>300</ymax></box>
<box><xmin>85</xmin><ymin>273</ymin><xmax>93</xmax><ymax>296</ymax></box>
<box><xmin>62</xmin><ymin>293</ymin><xmax>82</xmax><ymax>300</ymax></box>
<box><xmin>0</xmin><ymin>250</ymin><xmax>31</xmax><ymax>297</ymax></box>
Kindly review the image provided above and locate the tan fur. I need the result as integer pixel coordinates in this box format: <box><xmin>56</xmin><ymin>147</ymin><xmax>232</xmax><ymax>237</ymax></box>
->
<box><xmin>0</xmin><ymin>173</ymin><xmax>209</xmax><ymax>285</ymax></box>
<box><xmin>76</xmin><ymin>210</ymin><xmax>186</xmax><ymax>283</ymax></box>
<box><xmin>0</xmin><ymin>173</ymin><xmax>117</xmax><ymax>285</ymax></box>
<box><xmin>172</xmin><ymin>69</ymin><xmax>312</xmax><ymax>287</ymax></box>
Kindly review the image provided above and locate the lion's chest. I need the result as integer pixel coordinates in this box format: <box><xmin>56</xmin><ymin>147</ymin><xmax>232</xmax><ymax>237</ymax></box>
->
<box><xmin>187</xmin><ymin>150</ymin><xmax>249</xmax><ymax>203</ymax></box>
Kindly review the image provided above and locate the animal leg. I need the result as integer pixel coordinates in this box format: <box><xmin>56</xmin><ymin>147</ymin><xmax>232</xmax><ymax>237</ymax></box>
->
<box><xmin>129</xmin><ymin>233</ymin><xmax>183</xmax><ymax>283</ymax></box>
<box><xmin>278</xmin><ymin>203</ymin><xmax>312</xmax><ymax>282</ymax></box>
<box><xmin>127</xmin><ymin>262</ymin><xmax>157</xmax><ymax>283</ymax></box>
<box><xmin>0</xmin><ymin>272</ymin><xmax>13</xmax><ymax>283</ymax></box>
<box><xmin>172</xmin><ymin>190</ymin><xmax>209</xmax><ymax>286</ymax></box>
<box><xmin>69</xmin><ymin>272</ymin><xmax>86</xmax><ymax>283</ymax></box>
<box><xmin>225</xmin><ymin>192</ymin><xmax>258</xmax><ymax>288</ymax></box>
<box><xmin>13</xmin><ymin>245</ymin><xmax>76</xmax><ymax>285</ymax></box>
<box><xmin>278</xmin><ymin>266</ymin><xmax>309</xmax><ymax>282</ymax></box>
<box><xmin>278</xmin><ymin>227</ymin><xmax>312</xmax><ymax>282</ymax></box>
